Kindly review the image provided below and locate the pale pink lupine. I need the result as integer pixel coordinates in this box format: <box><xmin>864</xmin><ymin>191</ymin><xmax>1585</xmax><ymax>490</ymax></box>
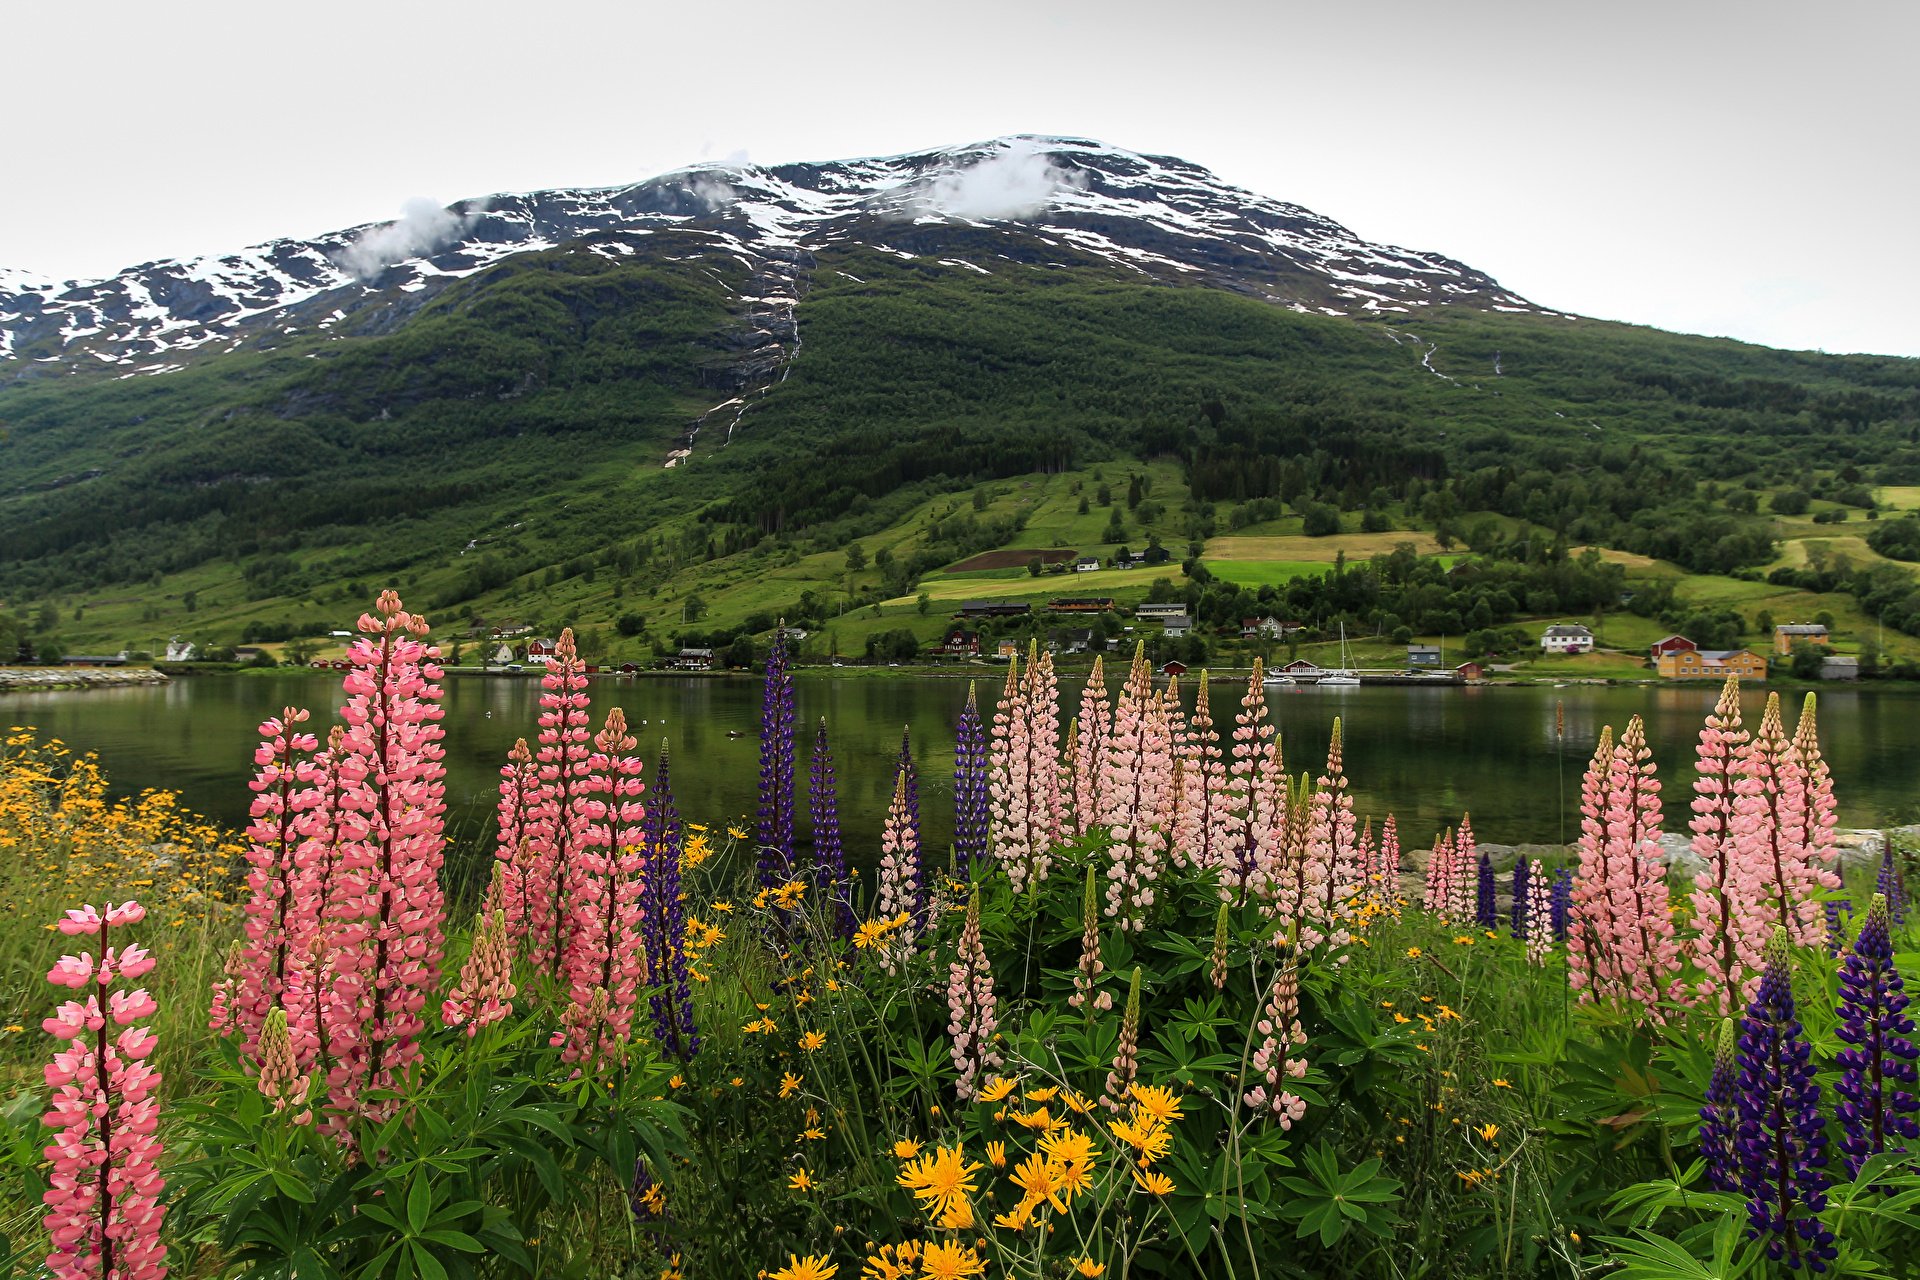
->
<box><xmin>1173</xmin><ymin>674</ymin><xmax>1232</xmax><ymax>872</ymax></box>
<box><xmin>556</xmin><ymin>708</ymin><xmax>648</xmax><ymax>1072</ymax></box>
<box><xmin>1026</xmin><ymin>647</ymin><xmax>1066</xmax><ymax>857</ymax></box>
<box><xmin>1788</xmin><ymin>693</ymin><xmax>1843</xmax><ymax>940</ymax></box>
<box><xmin>1687</xmin><ymin>676</ymin><xmax>1767</xmax><ymax>1012</ymax></box>
<box><xmin>1101</xmin><ymin>645</ymin><xmax>1173</xmax><ymax>931</ymax></box>
<box><xmin>529</xmin><ymin>629</ymin><xmax>595</xmax><ymax>974</ymax></box>
<box><xmin>492</xmin><ymin>737</ymin><xmax>542</xmax><ymax>944</ymax></box>
<box><xmin>1244</xmin><ymin>951</ymin><xmax>1308</xmax><ymax>1128</ymax></box>
<box><xmin>1423</xmin><ymin>829</ymin><xmax>1458</xmax><ymax>920</ymax></box>
<box><xmin>1567</xmin><ymin>727</ymin><xmax>1617</xmax><ymax>999</ymax></box>
<box><xmin>1221</xmin><ymin>661</ymin><xmax>1282</xmax><ymax>901</ymax></box>
<box><xmin>876</xmin><ymin>769</ymin><xmax>921</xmax><ymax>968</ymax></box>
<box><xmin>1262</xmin><ymin>774</ymin><xmax>1315</xmax><ymax>940</ymax></box>
<box><xmin>1446</xmin><ymin>812</ymin><xmax>1477</xmax><ymax>924</ymax></box>
<box><xmin>946</xmin><ymin>891</ymin><xmax>1003</xmax><ymax>1100</ymax></box>
<box><xmin>40</xmin><ymin>900</ymin><xmax>167</xmax><ymax>1280</ymax></box>
<box><xmin>1524</xmin><ymin>859</ymin><xmax>1554</xmax><ymax>967</ymax></box>
<box><xmin>1068</xmin><ymin>866</ymin><xmax>1110</xmax><ymax>1012</ymax></box>
<box><xmin>988</xmin><ymin>655</ymin><xmax>1055</xmax><ymax>891</ymax></box>
<box><xmin>1309</xmin><ymin>719</ymin><xmax>1361</xmax><ymax>942</ymax></box>
<box><xmin>1377</xmin><ymin>814</ymin><xmax>1402</xmax><ymax>908</ymax></box>
<box><xmin>1735</xmin><ymin>693</ymin><xmax>1817</xmax><ymax>947</ymax></box>
<box><xmin>1070</xmin><ymin>655</ymin><xmax>1112</xmax><ymax>835</ymax></box>
<box><xmin>1574</xmin><ymin>716</ymin><xmax>1680</xmax><ymax>1020</ymax></box>
<box><xmin>323</xmin><ymin>590</ymin><xmax>448</xmax><ymax>1128</ymax></box>
<box><xmin>223</xmin><ymin>708</ymin><xmax>318</xmax><ymax>1057</ymax></box>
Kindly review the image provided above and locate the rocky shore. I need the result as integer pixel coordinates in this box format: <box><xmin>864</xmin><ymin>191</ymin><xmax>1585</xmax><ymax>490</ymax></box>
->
<box><xmin>0</xmin><ymin>666</ymin><xmax>170</xmax><ymax>693</ymax></box>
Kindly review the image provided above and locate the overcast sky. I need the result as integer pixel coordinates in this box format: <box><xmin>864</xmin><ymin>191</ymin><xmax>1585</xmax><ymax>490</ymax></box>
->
<box><xmin>9</xmin><ymin>0</ymin><xmax>1915</xmax><ymax>356</ymax></box>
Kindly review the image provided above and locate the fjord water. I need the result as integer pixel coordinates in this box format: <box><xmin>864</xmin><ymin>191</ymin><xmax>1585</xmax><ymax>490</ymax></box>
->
<box><xmin>6</xmin><ymin>675</ymin><xmax>1918</xmax><ymax>858</ymax></box>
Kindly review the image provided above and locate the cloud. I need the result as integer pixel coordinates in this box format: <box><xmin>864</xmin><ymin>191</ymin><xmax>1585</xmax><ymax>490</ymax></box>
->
<box><xmin>910</xmin><ymin>141</ymin><xmax>1086</xmax><ymax>221</ymax></box>
<box><xmin>688</xmin><ymin>176</ymin><xmax>738</xmax><ymax>210</ymax></box>
<box><xmin>335</xmin><ymin>197</ymin><xmax>480</xmax><ymax>281</ymax></box>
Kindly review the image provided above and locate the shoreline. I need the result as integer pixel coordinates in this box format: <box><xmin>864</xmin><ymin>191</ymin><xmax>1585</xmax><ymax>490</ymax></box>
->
<box><xmin>0</xmin><ymin>666</ymin><xmax>169</xmax><ymax>693</ymax></box>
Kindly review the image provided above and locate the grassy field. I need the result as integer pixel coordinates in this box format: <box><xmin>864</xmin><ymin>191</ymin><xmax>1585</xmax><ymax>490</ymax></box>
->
<box><xmin>1204</xmin><ymin>531</ymin><xmax>1444</xmax><ymax>562</ymax></box>
<box><xmin>1205</xmin><ymin>559</ymin><xmax>1327</xmax><ymax>588</ymax></box>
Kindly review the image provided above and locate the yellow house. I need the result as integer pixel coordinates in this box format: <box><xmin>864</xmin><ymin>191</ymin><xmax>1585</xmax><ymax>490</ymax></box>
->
<box><xmin>1773</xmin><ymin>623</ymin><xmax>1831</xmax><ymax>656</ymax></box>
<box><xmin>1657</xmin><ymin>647</ymin><xmax>1767</xmax><ymax>681</ymax></box>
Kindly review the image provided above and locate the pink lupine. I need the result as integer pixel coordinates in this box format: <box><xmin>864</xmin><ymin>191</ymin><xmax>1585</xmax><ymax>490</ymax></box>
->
<box><xmin>443</xmin><ymin>896</ymin><xmax>518</xmax><ymax>1038</ymax></box>
<box><xmin>1524</xmin><ymin>859</ymin><xmax>1554</xmax><ymax>967</ymax></box>
<box><xmin>529</xmin><ymin>629</ymin><xmax>595</xmax><ymax>974</ymax></box>
<box><xmin>1377</xmin><ymin>813</ymin><xmax>1402</xmax><ymax>908</ymax></box>
<box><xmin>1572</xmin><ymin>717</ymin><xmax>1679</xmax><ymax>1020</ymax></box>
<box><xmin>1027</xmin><ymin>647</ymin><xmax>1066</xmax><ymax>854</ymax></box>
<box><xmin>1688</xmin><ymin>676</ymin><xmax>1767</xmax><ymax>1012</ymax></box>
<box><xmin>323</xmin><ymin>590</ymin><xmax>448</xmax><ymax>1127</ymax></box>
<box><xmin>1071</xmin><ymin>656</ymin><xmax>1112</xmax><ymax>835</ymax></box>
<box><xmin>1101</xmin><ymin>968</ymin><xmax>1144</xmax><ymax>1113</ymax></box>
<box><xmin>284</xmin><ymin>726</ymin><xmax>360</xmax><ymax>1077</ymax></box>
<box><xmin>946</xmin><ymin>891</ymin><xmax>1002</xmax><ymax>1100</ymax></box>
<box><xmin>988</xmin><ymin>655</ymin><xmax>1056</xmax><ymax>891</ymax></box>
<box><xmin>1221</xmin><ymin>661</ymin><xmax>1282</xmax><ymax>900</ymax></box>
<box><xmin>1101</xmin><ymin>645</ymin><xmax>1173</xmax><ymax>932</ymax></box>
<box><xmin>1735</xmin><ymin>693</ymin><xmax>1819</xmax><ymax>947</ymax></box>
<box><xmin>1262</xmin><ymin>774</ymin><xmax>1315</xmax><ymax>939</ymax></box>
<box><xmin>492</xmin><ymin>737</ymin><xmax>542</xmax><ymax>944</ymax></box>
<box><xmin>1446</xmin><ymin>812</ymin><xmax>1477</xmax><ymax>924</ymax></box>
<box><xmin>1068</xmin><ymin>866</ymin><xmax>1110</xmax><ymax>1012</ymax></box>
<box><xmin>1788</xmin><ymin>694</ymin><xmax>1844</xmax><ymax>940</ymax></box>
<box><xmin>1568</xmin><ymin>727</ymin><xmax>1617</xmax><ymax>999</ymax></box>
<box><xmin>1173</xmin><ymin>674</ymin><xmax>1232</xmax><ymax>872</ymax></box>
<box><xmin>556</xmin><ymin>708</ymin><xmax>648</xmax><ymax>1072</ymax></box>
<box><xmin>225</xmin><ymin>708</ymin><xmax>319</xmax><ymax>1058</ymax></box>
<box><xmin>876</xmin><ymin>768</ymin><xmax>921</xmax><ymax>968</ymax></box>
<box><xmin>40</xmin><ymin>900</ymin><xmax>167</xmax><ymax>1280</ymax></box>
<box><xmin>1309</xmin><ymin>719</ymin><xmax>1360</xmax><ymax>943</ymax></box>
<box><xmin>1423</xmin><ymin>828</ymin><xmax>1457</xmax><ymax>919</ymax></box>
<box><xmin>1244</xmin><ymin>950</ymin><xmax>1308</xmax><ymax>1128</ymax></box>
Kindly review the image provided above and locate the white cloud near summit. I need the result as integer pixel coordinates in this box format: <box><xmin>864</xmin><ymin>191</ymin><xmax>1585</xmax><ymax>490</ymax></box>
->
<box><xmin>335</xmin><ymin>198</ymin><xmax>479</xmax><ymax>281</ymax></box>
<box><xmin>912</xmin><ymin>141</ymin><xmax>1086</xmax><ymax>221</ymax></box>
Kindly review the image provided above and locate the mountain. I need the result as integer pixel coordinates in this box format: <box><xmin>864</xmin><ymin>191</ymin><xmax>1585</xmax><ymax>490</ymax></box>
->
<box><xmin>3</xmin><ymin>136</ymin><xmax>1918</xmax><ymax>662</ymax></box>
<box><xmin>0</xmin><ymin>136</ymin><xmax>1538</xmax><ymax>374</ymax></box>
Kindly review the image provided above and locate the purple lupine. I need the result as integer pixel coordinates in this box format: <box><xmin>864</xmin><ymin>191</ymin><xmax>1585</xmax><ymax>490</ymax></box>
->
<box><xmin>1825</xmin><ymin>897</ymin><xmax>1851</xmax><ymax>957</ymax></box>
<box><xmin>809</xmin><ymin>718</ymin><xmax>852</xmax><ymax>938</ymax></box>
<box><xmin>953</xmin><ymin>683</ymin><xmax>990</xmax><ymax>882</ymax></box>
<box><xmin>1475</xmin><ymin>851</ymin><xmax>1497</xmax><ymax>930</ymax></box>
<box><xmin>1701</xmin><ymin>1017</ymin><xmax>1741</xmax><ymax>1192</ymax></box>
<box><xmin>896</xmin><ymin>725</ymin><xmax>925</xmax><ymax>913</ymax></box>
<box><xmin>1511</xmin><ymin>856</ymin><xmax>1532</xmax><ymax>941</ymax></box>
<box><xmin>644</xmin><ymin>742</ymin><xmax>698</xmax><ymax>1060</ymax></box>
<box><xmin>755</xmin><ymin>623</ymin><xmax>797</xmax><ymax>886</ymax></box>
<box><xmin>1876</xmin><ymin>839</ymin><xmax>1908</xmax><ymax>926</ymax></box>
<box><xmin>1734</xmin><ymin>930</ymin><xmax>1837</xmax><ymax>1272</ymax></box>
<box><xmin>1835</xmin><ymin>894</ymin><xmax>1919</xmax><ymax>1180</ymax></box>
<box><xmin>1550</xmin><ymin>866</ymin><xmax>1572</xmax><ymax>942</ymax></box>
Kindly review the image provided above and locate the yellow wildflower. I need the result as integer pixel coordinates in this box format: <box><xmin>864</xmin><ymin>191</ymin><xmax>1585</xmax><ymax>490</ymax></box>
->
<box><xmin>1129</xmin><ymin>1084</ymin><xmax>1184</xmax><ymax>1126</ymax></box>
<box><xmin>977</xmin><ymin>1075</ymin><xmax>1017</xmax><ymax>1104</ymax></box>
<box><xmin>1074</xmin><ymin>1260</ymin><xmax>1106</xmax><ymax>1277</ymax></box>
<box><xmin>893</xmin><ymin>1138</ymin><xmax>923</xmax><ymax>1159</ymax></box>
<box><xmin>897</xmin><ymin>1146</ymin><xmax>982</xmax><ymax>1222</ymax></box>
<box><xmin>800</xmin><ymin>1030</ymin><xmax>827</xmax><ymax>1052</ymax></box>
<box><xmin>788</xmin><ymin>1168</ymin><xmax>815</xmax><ymax>1193</ymax></box>
<box><xmin>917</xmin><ymin>1241</ymin><xmax>986</xmax><ymax>1280</ymax></box>
<box><xmin>1131</xmin><ymin>1168</ymin><xmax>1176</xmax><ymax>1196</ymax></box>
<box><xmin>1476</xmin><ymin>1123</ymin><xmax>1500</xmax><ymax>1143</ymax></box>
<box><xmin>780</xmin><ymin>1073</ymin><xmax>803</xmax><ymax>1099</ymax></box>
<box><xmin>769</xmin><ymin>1254</ymin><xmax>836</xmax><ymax>1280</ymax></box>
<box><xmin>985</xmin><ymin>1139</ymin><xmax>1007</xmax><ymax>1169</ymax></box>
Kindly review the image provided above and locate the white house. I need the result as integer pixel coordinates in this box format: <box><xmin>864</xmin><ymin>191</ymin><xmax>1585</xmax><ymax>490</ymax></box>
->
<box><xmin>1540</xmin><ymin>624</ymin><xmax>1595</xmax><ymax>654</ymax></box>
<box><xmin>1074</xmin><ymin>557</ymin><xmax>1101</xmax><ymax>573</ymax></box>
<box><xmin>1161</xmin><ymin>613</ymin><xmax>1193</xmax><ymax>638</ymax></box>
<box><xmin>164</xmin><ymin>637</ymin><xmax>197</xmax><ymax>662</ymax></box>
<box><xmin>489</xmin><ymin>644</ymin><xmax>515</xmax><ymax>665</ymax></box>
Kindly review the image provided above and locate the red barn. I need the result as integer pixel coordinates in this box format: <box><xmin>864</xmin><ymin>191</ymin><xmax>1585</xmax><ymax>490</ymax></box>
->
<box><xmin>1649</xmin><ymin>635</ymin><xmax>1697</xmax><ymax>661</ymax></box>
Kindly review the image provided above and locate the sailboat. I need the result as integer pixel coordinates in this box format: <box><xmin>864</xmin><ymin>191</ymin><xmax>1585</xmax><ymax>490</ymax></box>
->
<box><xmin>1319</xmin><ymin>622</ymin><xmax>1361</xmax><ymax>686</ymax></box>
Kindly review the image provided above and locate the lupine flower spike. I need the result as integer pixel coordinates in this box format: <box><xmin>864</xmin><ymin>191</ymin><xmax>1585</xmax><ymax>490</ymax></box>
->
<box><xmin>808</xmin><ymin>721</ymin><xmax>852</xmax><ymax>939</ymax></box>
<box><xmin>1523</xmin><ymin>860</ymin><xmax>1554</xmax><ymax>967</ymax></box>
<box><xmin>1699</xmin><ymin>1018</ymin><xmax>1740</xmax><ymax>1192</ymax></box>
<box><xmin>556</xmin><ymin>707</ymin><xmax>648</xmax><ymax>1073</ymax></box>
<box><xmin>1875</xmin><ymin>836</ymin><xmax>1908</xmax><ymax>926</ymax></box>
<box><xmin>1510</xmin><ymin>855</ymin><xmax>1532</xmax><ymax>941</ymax></box>
<box><xmin>1069</xmin><ymin>866</ymin><xmax>1109</xmax><ymax>1012</ymax></box>
<box><xmin>1245</xmin><ymin>945</ymin><xmax>1308</xmax><ymax>1128</ymax></box>
<box><xmin>227</xmin><ymin>708</ymin><xmax>318</xmax><ymax>1058</ymax></box>
<box><xmin>946</xmin><ymin>890</ymin><xmax>1002</xmax><ymax>1100</ymax></box>
<box><xmin>1688</xmin><ymin>677</ymin><xmax>1765</xmax><ymax>1013</ymax></box>
<box><xmin>1101</xmin><ymin>967</ymin><xmax>1143</xmax><ymax>1112</ymax></box>
<box><xmin>1550</xmin><ymin>866</ymin><xmax>1572</xmax><ymax>942</ymax></box>
<box><xmin>442</xmin><ymin>889</ymin><xmax>517</xmax><ymax>1038</ymax></box>
<box><xmin>756</xmin><ymin>622</ymin><xmax>798</xmax><ymax>885</ymax></box>
<box><xmin>41</xmin><ymin>900</ymin><xmax>168</xmax><ymax>1280</ymax></box>
<box><xmin>1210</xmin><ymin>902</ymin><xmax>1230</xmax><ymax>991</ymax></box>
<box><xmin>1734</xmin><ymin>929</ymin><xmax>1836</xmax><ymax>1271</ymax></box>
<box><xmin>953</xmin><ymin>685</ymin><xmax>990</xmax><ymax>882</ymax></box>
<box><xmin>1834</xmin><ymin>894</ymin><xmax>1919</xmax><ymax>1179</ymax></box>
<box><xmin>644</xmin><ymin>741</ymin><xmax>699</xmax><ymax>1060</ymax></box>
<box><xmin>529</xmin><ymin>628</ymin><xmax>593</xmax><ymax>976</ymax></box>
<box><xmin>1475</xmin><ymin>850</ymin><xmax>1497</xmax><ymax>931</ymax></box>
<box><xmin>325</xmin><ymin>590</ymin><xmax>447</xmax><ymax>1127</ymax></box>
